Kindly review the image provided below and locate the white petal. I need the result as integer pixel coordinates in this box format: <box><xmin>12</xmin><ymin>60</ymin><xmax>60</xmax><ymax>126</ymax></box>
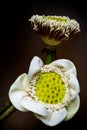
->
<box><xmin>64</xmin><ymin>95</ymin><xmax>80</xmax><ymax>121</ymax></box>
<box><xmin>9</xmin><ymin>73</ymin><xmax>29</xmax><ymax>91</ymax></box>
<box><xmin>70</xmin><ymin>89</ymin><xmax>77</xmax><ymax>100</ymax></box>
<box><xmin>9</xmin><ymin>91</ymin><xmax>28</xmax><ymax>111</ymax></box>
<box><xmin>21</xmin><ymin>97</ymin><xmax>48</xmax><ymax>116</ymax></box>
<box><xmin>28</xmin><ymin>56</ymin><xmax>43</xmax><ymax>82</ymax></box>
<box><xmin>9</xmin><ymin>74</ymin><xmax>29</xmax><ymax>111</ymax></box>
<box><xmin>69</xmin><ymin>73</ymin><xmax>80</xmax><ymax>95</ymax></box>
<box><xmin>50</xmin><ymin>59</ymin><xmax>77</xmax><ymax>76</ymax></box>
<box><xmin>34</xmin><ymin>108</ymin><xmax>66</xmax><ymax>126</ymax></box>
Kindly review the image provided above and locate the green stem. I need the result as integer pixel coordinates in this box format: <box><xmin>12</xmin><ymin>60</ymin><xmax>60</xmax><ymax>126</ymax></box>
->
<box><xmin>0</xmin><ymin>104</ymin><xmax>16</xmax><ymax>121</ymax></box>
<box><xmin>45</xmin><ymin>49</ymin><xmax>56</xmax><ymax>64</ymax></box>
<box><xmin>0</xmin><ymin>101</ymin><xmax>12</xmax><ymax>115</ymax></box>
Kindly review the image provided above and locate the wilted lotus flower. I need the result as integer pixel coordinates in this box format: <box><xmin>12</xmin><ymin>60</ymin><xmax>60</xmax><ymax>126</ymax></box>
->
<box><xmin>9</xmin><ymin>56</ymin><xmax>80</xmax><ymax>126</ymax></box>
<box><xmin>29</xmin><ymin>15</ymin><xmax>80</xmax><ymax>49</ymax></box>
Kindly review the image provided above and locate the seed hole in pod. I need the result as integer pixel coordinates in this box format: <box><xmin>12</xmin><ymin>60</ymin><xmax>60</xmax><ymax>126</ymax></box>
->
<box><xmin>58</xmin><ymin>89</ymin><xmax>60</xmax><ymax>91</ymax></box>
<box><xmin>62</xmin><ymin>81</ymin><xmax>64</xmax><ymax>84</ymax></box>
<box><xmin>52</xmin><ymin>90</ymin><xmax>54</xmax><ymax>93</ymax></box>
<box><xmin>53</xmin><ymin>77</ymin><xmax>55</xmax><ymax>80</ymax></box>
<box><xmin>50</xmin><ymin>100</ymin><xmax>53</xmax><ymax>104</ymax></box>
<box><xmin>52</xmin><ymin>95</ymin><xmax>54</xmax><ymax>98</ymax></box>
<box><xmin>47</xmin><ymin>95</ymin><xmax>50</xmax><ymax>98</ymax></box>
<box><xmin>47</xmin><ymin>84</ymin><xmax>49</xmax><ymax>87</ymax></box>
<box><xmin>54</xmin><ymin>87</ymin><xmax>57</xmax><ymax>90</ymax></box>
<box><xmin>56</xmin><ymin>93</ymin><xmax>58</xmax><ymax>96</ymax></box>
<box><xmin>46</xmin><ymin>100</ymin><xmax>48</xmax><ymax>103</ymax></box>
<box><xmin>55</xmin><ymin>99</ymin><xmax>58</xmax><ymax>103</ymax></box>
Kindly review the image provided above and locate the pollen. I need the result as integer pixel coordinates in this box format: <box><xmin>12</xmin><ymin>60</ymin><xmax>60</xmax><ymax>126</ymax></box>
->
<box><xmin>35</xmin><ymin>72</ymin><xmax>66</xmax><ymax>104</ymax></box>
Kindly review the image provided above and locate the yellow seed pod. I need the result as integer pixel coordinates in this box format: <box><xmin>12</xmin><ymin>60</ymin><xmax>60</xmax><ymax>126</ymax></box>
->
<box><xmin>36</xmin><ymin>72</ymin><xmax>66</xmax><ymax>104</ymax></box>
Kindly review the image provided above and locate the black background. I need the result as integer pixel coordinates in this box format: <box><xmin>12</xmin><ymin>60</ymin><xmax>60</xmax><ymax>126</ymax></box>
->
<box><xmin>0</xmin><ymin>0</ymin><xmax>87</xmax><ymax>129</ymax></box>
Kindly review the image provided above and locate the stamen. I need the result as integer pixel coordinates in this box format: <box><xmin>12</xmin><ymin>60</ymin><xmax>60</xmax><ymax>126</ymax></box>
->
<box><xmin>29</xmin><ymin>15</ymin><xmax>80</xmax><ymax>47</ymax></box>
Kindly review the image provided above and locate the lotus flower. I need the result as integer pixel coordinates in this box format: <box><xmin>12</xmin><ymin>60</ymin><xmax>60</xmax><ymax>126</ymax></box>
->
<box><xmin>9</xmin><ymin>56</ymin><xmax>80</xmax><ymax>126</ymax></box>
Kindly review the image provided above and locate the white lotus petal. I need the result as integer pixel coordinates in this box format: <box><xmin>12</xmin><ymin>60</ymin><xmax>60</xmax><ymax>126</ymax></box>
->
<box><xmin>64</xmin><ymin>95</ymin><xmax>80</xmax><ymax>121</ymax></box>
<box><xmin>34</xmin><ymin>108</ymin><xmax>66</xmax><ymax>126</ymax></box>
<box><xmin>70</xmin><ymin>88</ymin><xmax>77</xmax><ymax>100</ymax></box>
<box><xmin>50</xmin><ymin>59</ymin><xmax>77</xmax><ymax>76</ymax></box>
<box><xmin>9</xmin><ymin>74</ymin><xmax>29</xmax><ymax>92</ymax></box>
<box><xmin>9</xmin><ymin>74</ymin><xmax>29</xmax><ymax>111</ymax></box>
<box><xmin>9</xmin><ymin>90</ymin><xmax>28</xmax><ymax>111</ymax></box>
<box><xmin>69</xmin><ymin>73</ymin><xmax>80</xmax><ymax>94</ymax></box>
<box><xmin>28</xmin><ymin>56</ymin><xmax>43</xmax><ymax>82</ymax></box>
<box><xmin>21</xmin><ymin>97</ymin><xmax>48</xmax><ymax>116</ymax></box>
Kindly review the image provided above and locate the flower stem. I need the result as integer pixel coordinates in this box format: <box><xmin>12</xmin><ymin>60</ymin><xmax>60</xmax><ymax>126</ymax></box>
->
<box><xmin>45</xmin><ymin>48</ymin><xmax>56</xmax><ymax>64</ymax></box>
<box><xmin>0</xmin><ymin>101</ymin><xmax>12</xmax><ymax>115</ymax></box>
<box><xmin>0</xmin><ymin>103</ymin><xmax>16</xmax><ymax>121</ymax></box>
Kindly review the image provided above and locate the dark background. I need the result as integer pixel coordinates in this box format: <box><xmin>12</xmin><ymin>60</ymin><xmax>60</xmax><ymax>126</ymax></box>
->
<box><xmin>0</xmin><ymin>0</ymin><xmax>87</xmax><ymax>129</ymax></box>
